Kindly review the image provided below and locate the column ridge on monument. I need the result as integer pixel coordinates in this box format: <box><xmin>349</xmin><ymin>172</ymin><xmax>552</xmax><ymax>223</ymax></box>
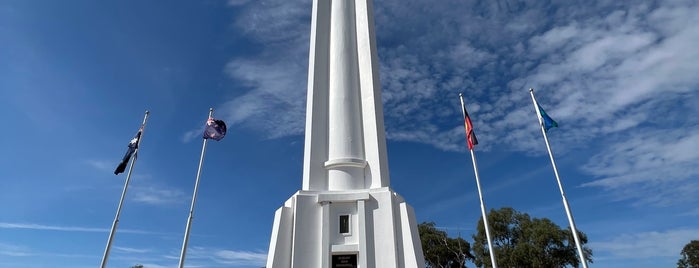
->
<box><xmin>266</xmin><ymin>0</ymin><xmax>425</xmax><ymax>267</ymax></box>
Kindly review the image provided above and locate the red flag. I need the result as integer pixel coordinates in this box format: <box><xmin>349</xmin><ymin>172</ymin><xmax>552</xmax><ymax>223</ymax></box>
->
<box><xmin>462</xmin><ymin>101</ymin><xmax>479</xmax><ymax>150</ymax></box>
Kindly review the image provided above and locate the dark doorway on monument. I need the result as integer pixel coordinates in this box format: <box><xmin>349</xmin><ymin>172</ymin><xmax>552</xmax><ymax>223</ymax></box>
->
<box><xmin>332</xmin><ymin>254</ymin><xmax>357</xmax><ymax>268</ymax></box>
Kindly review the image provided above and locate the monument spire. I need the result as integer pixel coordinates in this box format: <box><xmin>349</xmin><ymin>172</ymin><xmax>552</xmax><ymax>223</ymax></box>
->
<box><xmin>325</xmin><ymin>0</ymin><xmax>366</xmax><ymax>190</ymax></box>
<box><xmin>266</xmin><ymin>1</ymin><xmax>424</xmax><ymax>267</ymax></box>
<box><xmin>302</xmin><ymin>0</ymin><xmax>390</xmax><ymax>191</ymax></box>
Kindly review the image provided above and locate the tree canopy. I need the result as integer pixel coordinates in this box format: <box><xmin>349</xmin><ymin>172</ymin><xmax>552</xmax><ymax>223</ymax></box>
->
<box><xmin>678</xmin><ymin>240</ymin><xmax>699</xmax><ymax>268</ymax></box>
<box><xmin>419</xmin><ymin>222</ymin><xmax>474</xmax><ymax>268</ymax></box>
<box><xmin>471</xmin><ymin>207</ymin><xmax>592</xmax><ymax>268</ymax></box>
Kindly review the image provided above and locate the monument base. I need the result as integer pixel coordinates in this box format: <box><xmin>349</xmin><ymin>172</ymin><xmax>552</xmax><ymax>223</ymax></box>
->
<box><xmin>266</xmin><ymin>187</ymin><xmax>425</xmax><ymax>268</ymax></box>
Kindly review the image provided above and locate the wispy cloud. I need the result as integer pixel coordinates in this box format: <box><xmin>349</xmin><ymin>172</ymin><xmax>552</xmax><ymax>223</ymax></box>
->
<box><xmin>113</xmin><ymin>246</ymin><xmax>151</xmax><ymax>254</ymax></box>
<box><xmin>215</xmin><ymin>0</ymin><xmax>310</xmax><ymax>139</ymax></box>
<box><xmin>0</xmin><ymin>222</ymin><xmax>107</xmax><ymax>233</ymax></box>
<box><xmin>214</xmin><ymin>249</ymin><xmax>268</xmax><ymax>266</ymax></box>
<box><xmin>221</xmin><ymin>56</ymin><xmax>307</xmax><ymax>139</ymax></box>
<box><xmin>182</xmin><ymin>246</ymin><xmax>267</xmax><ymax>267</ymax></box>
<box><xmin>131</xmin><ymin>185</ymin><xmax>187</xmax><ymax>205</ymax></box>
<box><xmin>0</xmin><ymin>222</ymin><xmax>162</xmax><ymax>235</ymax></box>
<box><xmin>85</xmin><ymin>159</ymin><xmax>114</xmax><ymax>172</ymax></box>
<box><xmin>581</xmin><ymin>129</ymin><xmax>699</xmax><ymax>206</ymax></box>
<box><xmin>681</xmin><ymin>207</ymin><xmax>699</xmax><ymax>217</ymax></box>
<box><xmin>590</xmin><ymin>228</ymin><xmax>699</xmax><ymax>259</ymax></box>
<box><xmin>181</xmin><ymin>128</ymin><xmax>203</xmax><ymax>143</ymax></box>
<box><xmin>0</xmin><ymin>242</ymin><xmax>96</xmax><ymax>259</ymax></box>
<box><xmin>227</xmin><ymin>0</ymin><xmax>251</xmax><ymax>7</ymax></box>
<box><xmin>0</xmin><ymin>243</ymin><xmax>32</xmax><ymax>257</ymax></box>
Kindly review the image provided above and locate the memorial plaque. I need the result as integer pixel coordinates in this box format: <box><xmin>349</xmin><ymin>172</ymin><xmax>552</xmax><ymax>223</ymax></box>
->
<box><xmin>332</xmin><ymin>254</ymin><xmax>357</xmax><ymax>268</ymax></box>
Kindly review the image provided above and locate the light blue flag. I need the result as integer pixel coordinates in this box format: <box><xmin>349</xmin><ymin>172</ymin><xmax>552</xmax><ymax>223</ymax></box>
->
<box><xmin>537</xmin><ymin>103</ymin><xmax>558</xmax><ymax>132</ymax></box>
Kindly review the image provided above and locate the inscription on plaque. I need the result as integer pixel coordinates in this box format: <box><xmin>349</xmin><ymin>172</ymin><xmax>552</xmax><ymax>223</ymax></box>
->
<box><xmin>332</xmin><ymin>254</ymin><xmax>357</xmax><ymax>268</ymax></box>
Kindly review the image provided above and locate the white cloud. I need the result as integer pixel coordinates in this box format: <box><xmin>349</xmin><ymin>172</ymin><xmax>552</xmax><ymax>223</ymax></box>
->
<box><xmin>184</xmin><ymin>246</ymin><xmax>267</xmax><ymax>267</ymax></box>
<box><xmin>131</xmin><ymin>185</ymin><xmax>187</xmax><ymax>205</ymax></box>
<box><xmin>0</xmin><ymin>243</ymin><xmax>32</xmax><ymax>257</ymax></box>
<box><xmin>86</xmin><ymin>159</ymin><xmax>113</xmax><ymax>171</ymax></box>
<box><xmin>113</xmin><ymin>246</ymin><xmax>151</xmax><ymax>254</ymax></box>
<box><xmin>520</xmin><ymin>2</ymin><xmax>699</xmax><ymax>124</ymax></box>
<box><xmin>220</xmin><ymin>56</ymin><xmax>307</xmax><ymax>138</ymax></box>
<box><xmin>215</xmin><ymin>249</ymin><xmax>268</xmax><ymax>265</ymax></box>
<box><xmin>581</xmin><ymin>129</ymin><xmax>699</xmax><ymax>206</ymax></box>
<box><xmin>591</xmin><ymin>228</ymin><xmax>699</xmax><ymax>259</ymax></box>
<box><xmin>227</xmin><ymin>0</ymin><xmax>251</xmax><ymax>6</ymax></box>
<box><xmin>0</xmin><ymin>222</ymin><xmax>162</xmax><ymax>235</ymax></box>
<box><xmin>0</xmin><ymin>222</ymin><xmax>107</xmax><ymax>233</ymax></box>
<box><xmin>681</xmin><ymin>207</ymin><xmax>699</xmax><ymax>217</ymax></box>
<box><xmin>181</xmin><ymin>128</ymin><xmax>202</xmax><ymax>143</ymax></box>
<box><xmin>215</xmin><ymin>0</ymin><xmax>310</xmax><ymax>139</ymax></box>
<box><xmin>232</xmin><ymin>0</ymin><xmax>310</xmax><ymax>44</ymax></box>
<box><xmin>0</xmin><ymin>242</ymin><xmax>99</xmax><ymax>260</ymax></box>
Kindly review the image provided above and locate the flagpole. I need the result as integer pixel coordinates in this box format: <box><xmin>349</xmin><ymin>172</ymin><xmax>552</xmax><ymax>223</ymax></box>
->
<box><xmin>100</xmin><ymin>110</ymin><xmax>149</xmax><ymax>268</ymax></box>
<box><xmin>459</xmin><ymin>94</ymin><xmax>498</xmax><ymax>268</ymax></box>
<box><xmin>178</xmin><ymin>108</ymin><xmax>213</xmax><ymax>268</ymax></box>
<box><xmin>529</xmin><ymin>88</ymin><xmax>588</xmax><ymax>268</ymax></box>
<box><xmin>469</xmin><ymin>149</ymin><xmax>499</xmax><ymax>268</ymax></box>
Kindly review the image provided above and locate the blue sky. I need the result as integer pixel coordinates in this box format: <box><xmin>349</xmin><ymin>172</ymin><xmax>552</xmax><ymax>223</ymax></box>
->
<box><xmin>1</xmin><ymin>0</ymin><xmax>698</xmax><ymax>267</ymax></box>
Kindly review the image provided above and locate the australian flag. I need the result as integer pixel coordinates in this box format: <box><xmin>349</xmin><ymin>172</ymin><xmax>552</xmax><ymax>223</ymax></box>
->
<box><xmin>114</xmin><ymin>128</ymin><xmax>141</xmax><ymax>175</ymax></box>
<box><xmin>203</xmin><ymin>117</ymin><xmax>227</xmax><ymax>141</ymax></box>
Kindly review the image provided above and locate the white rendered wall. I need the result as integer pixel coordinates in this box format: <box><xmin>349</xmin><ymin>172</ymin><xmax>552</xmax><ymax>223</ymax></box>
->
<box><xmin>266</xmin><ymin>188</ymin><xmax>425</xmax><ymax>268</ymax></box>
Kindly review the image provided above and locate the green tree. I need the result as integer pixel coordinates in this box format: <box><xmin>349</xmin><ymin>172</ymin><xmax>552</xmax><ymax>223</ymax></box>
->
<box><xmin>472</xmin><ymin>207</ymin><xmax>592</xmax><ymax>268</ymax></box>
<box><xmin>419</xmin><ymin>222</ymin><xmax>474</xmax><ymax>268</ymax></box>
<box><xmin>678</xmin><ymin>240</ymin><xmax>699</xmax><ymax>268</ymax></box>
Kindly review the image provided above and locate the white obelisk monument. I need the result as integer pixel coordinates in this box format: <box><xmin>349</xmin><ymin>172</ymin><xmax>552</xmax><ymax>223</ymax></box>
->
<box><xmin>265</xmin><ymin>0</ymin><xmax>425</xmax><ymax>267</ymax></box>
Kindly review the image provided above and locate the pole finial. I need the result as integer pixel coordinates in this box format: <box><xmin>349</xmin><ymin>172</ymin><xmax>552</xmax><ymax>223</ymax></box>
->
<box><xmin>145</xmin><ymin>110</ymin><xmax>150</xmax><ymax>115</ymax></box>
<box><xmin>529</xmin><ymin>88</ymin><xmax>534</xmax><ymax>92</ymax></box>
<box><xmin>459</xmin><ymin>92</ymin><xmax>463</xmax><ymax>97</ymax></box>
<box><xmin>207</xmin><ymin>108</ymin><xmax>214</xmax><ymax>118</ymax></box>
